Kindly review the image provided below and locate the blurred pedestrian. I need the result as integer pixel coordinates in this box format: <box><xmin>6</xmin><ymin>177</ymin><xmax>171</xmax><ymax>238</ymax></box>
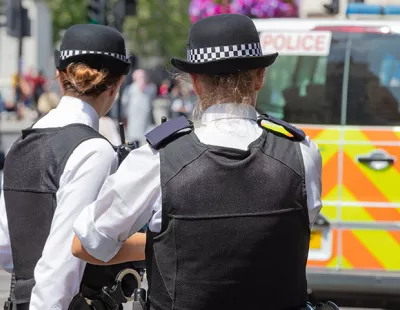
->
<box><xmin>170</xmin><ymin>84</ymin><xmax>194</xmax><ymax>119</ymax></box>
<box><xmin>0</xmin><ymin>92</ymin><xmax>6</xmax><ymax>112</ymax></box>
<box><xmin>32</xmin><ymin>70</ymin><xmax>47</xmax><ymax>107</ymax></box>
<box><xmin>159</xmin><ymin>79</ymin><xmax>170</xmax><ymax>98</ymax></box>
<box><xmin>71</xmin><ymin>14</ymin><xmax>325</xmax><ymax>310</ymax></box>
<box><xmin>0</xmin><ymin>24</ymin><xmax>139</xmax><ymax>310</ymax></box>
<box><xmin>121</xmin><ymin>69</ymin><xmax>154</xmax><ymax>147</ymax></box>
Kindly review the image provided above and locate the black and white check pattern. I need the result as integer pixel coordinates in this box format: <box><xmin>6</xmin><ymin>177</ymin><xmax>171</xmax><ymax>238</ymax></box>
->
<box><xmin>60</xmin><ymin>50</ymin><xmax>129</xmax><ymax>62</ymax></box>
<box><xmin>187</xmin><ymin>43</ymin><xmax>262</xmax><ymax>63</ymax></box>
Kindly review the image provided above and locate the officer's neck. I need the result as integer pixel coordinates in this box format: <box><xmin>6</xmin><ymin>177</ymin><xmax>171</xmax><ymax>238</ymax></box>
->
<box><xmin>202</xmin><ymin>96</ymin><xmax>257</xmax><ymax>108</ymax></box>
<box><xmin>64</xmin><ymin>93</ymin><xmax>110</xmax><ymax>117</ymax></box>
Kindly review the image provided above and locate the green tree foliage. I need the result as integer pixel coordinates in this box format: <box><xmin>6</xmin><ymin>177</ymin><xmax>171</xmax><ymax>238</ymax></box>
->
<box><xmin>45</xmin><ymin>0</ymin><xmax>87</xmax><ymax>43</ymax></box>
<box><xmin>124</xmin><ymin>0</ymin><xmax>191</xmax><ymax>67</ymax></box>
<box><xmin>45</xmin><ymin>0</ymin><xmax>191</xmax><ymax>67</ymax></box>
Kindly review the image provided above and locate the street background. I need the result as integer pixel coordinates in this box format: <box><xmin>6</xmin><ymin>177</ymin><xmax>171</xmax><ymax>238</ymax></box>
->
<box><xmin>0</xmin><ymin>0</ymin><xmax>399</xmax><ymax>309</ymax></box>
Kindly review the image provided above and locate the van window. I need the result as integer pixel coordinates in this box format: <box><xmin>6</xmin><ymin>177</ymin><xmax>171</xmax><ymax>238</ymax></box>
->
<box><xmin>346</xmin><ymin>33</ymin><xmax>400</xmax><ymax>126</ymax></box>
<box><xmin>257</xmin><ymin>32</ymin><xmax>347</xmax><ymax>125</ymax></box>
<box><xmin>257</xmin><ymin>31</ymin><xmax>400</xmax><ymax>126</ymax></box>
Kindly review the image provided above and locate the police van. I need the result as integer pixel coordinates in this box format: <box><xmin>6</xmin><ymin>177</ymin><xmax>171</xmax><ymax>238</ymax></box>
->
<box><xmin>254</xmin><ymin>3</ymin><xmax>400</xmax><ymax>309</ymax></box>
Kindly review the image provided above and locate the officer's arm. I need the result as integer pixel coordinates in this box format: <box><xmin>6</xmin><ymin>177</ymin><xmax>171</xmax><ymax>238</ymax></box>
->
<box><xmin>71</xmin><ymin>233</ymin><xmax>145</xmax><ymax>265</ymax></box>
<box><xmin>73</xmin><ymin>144</ymin><xmax>160</xmax><ymax>263</ymax></box>
<box><xmin>300</xmin><ymin>137</ymin><xmax>323</xmax><ymax>226</ymax></box>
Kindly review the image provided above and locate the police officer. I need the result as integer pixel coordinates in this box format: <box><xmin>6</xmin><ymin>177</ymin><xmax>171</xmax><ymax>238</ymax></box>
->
<box><xmin>0</xmin><ymin>24</ymin><xmax>141</xmax><ymax>310</ymax></box>
<box><xmin>72</xmin><ymin>14</ymin><xmax>325</xmax><ymax>310</ymax></box>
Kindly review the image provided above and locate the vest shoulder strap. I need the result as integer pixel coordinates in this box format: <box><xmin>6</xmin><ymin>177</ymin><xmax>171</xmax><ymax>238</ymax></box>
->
<box><xmin>50</xmin><ymin>124</ymin><xmax>113</xmax><ymax>186</ymax></box>
<box><xmin>145</xmin><ymin>116</ymin><xmax>194</xmax><ymax>150</ymax></box>
<box><xmin>51</xmin><ymin>123</ymin><xmax>112</xmax><ymax>155</ymax></box>
<box><xmin>257</xmin><ymin>114</ymin><xmax>306</xmax><ymax>142</ymax></box>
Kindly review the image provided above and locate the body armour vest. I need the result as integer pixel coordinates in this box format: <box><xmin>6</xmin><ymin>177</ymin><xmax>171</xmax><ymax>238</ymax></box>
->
<box><xmin>3</xmin><ymin>124</ymin><xmax>138</xmax><ymax>308</ymax></box>
<box><xmin>145</xmin><ymin>128</ymin><xmax>311</xmax><ymax>310</ymax></box>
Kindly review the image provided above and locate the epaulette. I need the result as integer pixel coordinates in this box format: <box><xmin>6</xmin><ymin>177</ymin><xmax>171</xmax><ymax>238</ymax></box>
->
<box><xmin>145</xmin><ymin>116</ymin><xmax>194</xmax><ymax>150</ymax></box>
<box><xmin>257</xmin><ymin>114</ymin><xmax>306</xmax><ymax>141</ymax></box>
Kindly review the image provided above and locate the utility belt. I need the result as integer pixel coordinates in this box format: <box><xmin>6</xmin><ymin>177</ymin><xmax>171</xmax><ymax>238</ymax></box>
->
<box><xmin>4</xmin><ymin>270</ymin><xmax>339</xmax><ymax>310</ymax></box>
<box><xmin>69</xmin><ymin>268</ymin><xmax>147</xmax><ymax>310</ymax></box>
<box><xmin>4</xmin><ymin>300</ymin><xmax>339</xmax><ymax>310</ymax></box>
<box><xmin>3</xmin><ymin>268</ymin><xmax>148</xmax><ymax>310</ymax></box>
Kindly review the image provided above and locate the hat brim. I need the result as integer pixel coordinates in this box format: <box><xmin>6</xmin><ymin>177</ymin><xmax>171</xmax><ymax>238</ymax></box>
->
<box><xmin>171</xmin><ymin>52</ymin><xmax>278</xmax><ymax>75</ymax></box>
<box><xmin>55</xmin><ymin>49</ymin><xmax>132</xmax><ymax>75</ymax></box>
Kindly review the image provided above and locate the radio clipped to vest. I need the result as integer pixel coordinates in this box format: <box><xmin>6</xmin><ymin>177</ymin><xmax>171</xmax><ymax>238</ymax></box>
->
<box><xmin>116</xmin><ymin>122</ymin><xmax>137</xmax><ymax>164</ymax></box>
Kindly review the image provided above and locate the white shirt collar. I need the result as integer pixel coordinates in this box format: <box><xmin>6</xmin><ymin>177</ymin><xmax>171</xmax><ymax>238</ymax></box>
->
<box><xmin>201</xmin><ymin>103</ymin><xmax>258</xmax><ymax>124</ymax></box>
<box><xmin>56</xmin><ymin>96</ymin><xmax>100</xmax><ymax>131</ymax></box>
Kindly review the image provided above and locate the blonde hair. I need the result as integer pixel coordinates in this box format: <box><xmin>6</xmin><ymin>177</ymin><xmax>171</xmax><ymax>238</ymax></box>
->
<box><xmin>59</xmin><ymin>63</ymin><xmax>122</xmax><ymax>97</ymax></box>
<box><xmin>178</xmin><ymin>69</ymin><xmax>259</xmax><ymax>118</ymax></box>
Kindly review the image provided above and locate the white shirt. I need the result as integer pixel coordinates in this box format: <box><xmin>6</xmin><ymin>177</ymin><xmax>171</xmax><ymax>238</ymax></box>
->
<box><xmin>0</xmin><ymin>96</ymin><xmax>118</xmax><ymax>310</ymax></box>
<box><xmin>73</xmin><ymin>103</ymin><xmax>323</xmax><ymax>263</ymax></box>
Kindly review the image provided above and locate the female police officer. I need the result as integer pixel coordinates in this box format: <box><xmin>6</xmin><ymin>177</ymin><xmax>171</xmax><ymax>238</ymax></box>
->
<box><xmin>73</xmin><ymin>14</ymin><xmax>323</xmax><ymax>310</ymax></box>
<box><xmin>0</xmin><ymin>24</ymin><xmax>143</xmax><ymax>310</ymax></box>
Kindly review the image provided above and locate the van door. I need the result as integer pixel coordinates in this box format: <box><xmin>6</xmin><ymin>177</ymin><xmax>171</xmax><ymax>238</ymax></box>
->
<box><xmin>256</xmin><ymin>31</ymin><xmax>347</xmax><ymax>270</ymax></box>
<box><xmin>341</xmin><ymin>32</ymin><xmax>400</xmax><ymax>272</ymax></box>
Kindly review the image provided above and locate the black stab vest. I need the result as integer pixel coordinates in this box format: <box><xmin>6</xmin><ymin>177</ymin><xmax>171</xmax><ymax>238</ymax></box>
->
<box><xmin>3</xmin><ymin>124</ymin><xmax>138</xmax><ymax>308</ymax></box>
<box><xmin>145</xmin><ymin>129</ymin><xmax>310</xmax><ymax>310</ymax></box>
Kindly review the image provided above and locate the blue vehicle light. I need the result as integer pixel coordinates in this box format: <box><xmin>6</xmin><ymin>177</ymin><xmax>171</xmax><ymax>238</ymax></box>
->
<box><xmin>384</xmin><ymin>5</ymin><xmax>400</xmax><ymax>15</ymax></box>
<box><xmin>346</xmin><ymin>3</ymin><xmax>383</xmax><ymax>15</ymax></box>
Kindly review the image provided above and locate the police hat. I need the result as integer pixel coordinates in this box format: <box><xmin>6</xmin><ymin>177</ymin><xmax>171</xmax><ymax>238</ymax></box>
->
<box><xmin>54</xmin><ymin>24</ymin><xmax>132</xmax><ymax>76</ymax></box>
<box><xmin>171</xmin><ymin>14</ymin><xmax>278</xmax><ymax>75</ymax></box>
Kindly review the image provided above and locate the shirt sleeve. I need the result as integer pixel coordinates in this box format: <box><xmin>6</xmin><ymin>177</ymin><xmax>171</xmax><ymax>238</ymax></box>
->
<box><xmin>299</xmin><ymin>137</ymin><xmax>323</xmax><ymax>226</ymax></box>
<box><xmin>30</xmin><ymin>139</ymin><xmax>118</xmax><ymax>310</ymax></box>
<box><xmin>73</xmin><ymin>144</ymin><xmax>161</xmax><ymax>262</ymax></box>
<box><xmin>0</xmin><ymin>181</ymin><xmax>13</xmax><ymax>273</ymax></box>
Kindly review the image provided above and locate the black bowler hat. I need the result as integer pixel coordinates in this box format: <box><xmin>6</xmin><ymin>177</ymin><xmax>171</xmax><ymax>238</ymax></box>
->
<box><xmin>171</xmin><ymin>14</ymin><xmax>278</xmax><ymax>75</ymax></box>
<box><xmin>54</xmin><ymin>24</ymin><xmax>131</xmax><ymax>75</ymax></box>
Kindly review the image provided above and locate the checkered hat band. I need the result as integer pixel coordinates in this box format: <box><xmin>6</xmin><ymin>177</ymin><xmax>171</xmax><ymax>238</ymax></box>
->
<box><xmin>60</xmin><ymin>50</ymin><xmax>129</xmax><ymax>62</ymax></box>
<box><xmin>187</xmin><ymin>43</ymin><xmax>262</xmax><ymax>63</ymax></box>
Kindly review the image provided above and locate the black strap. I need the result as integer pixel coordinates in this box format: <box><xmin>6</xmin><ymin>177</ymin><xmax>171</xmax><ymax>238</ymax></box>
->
<box><xmin>3</xmin><ymin>272</ymin><xmax>16</xmax><ymax>310</ymax></box>
<box><xmin>257</xmin><ymin>113</ymin><xmax>306</xmax><ymax>141</ymax></box>
<box><xmin>145</xmin><ymin>116</ymin><xmax>193</xmax><ymax>150</ymax></box>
